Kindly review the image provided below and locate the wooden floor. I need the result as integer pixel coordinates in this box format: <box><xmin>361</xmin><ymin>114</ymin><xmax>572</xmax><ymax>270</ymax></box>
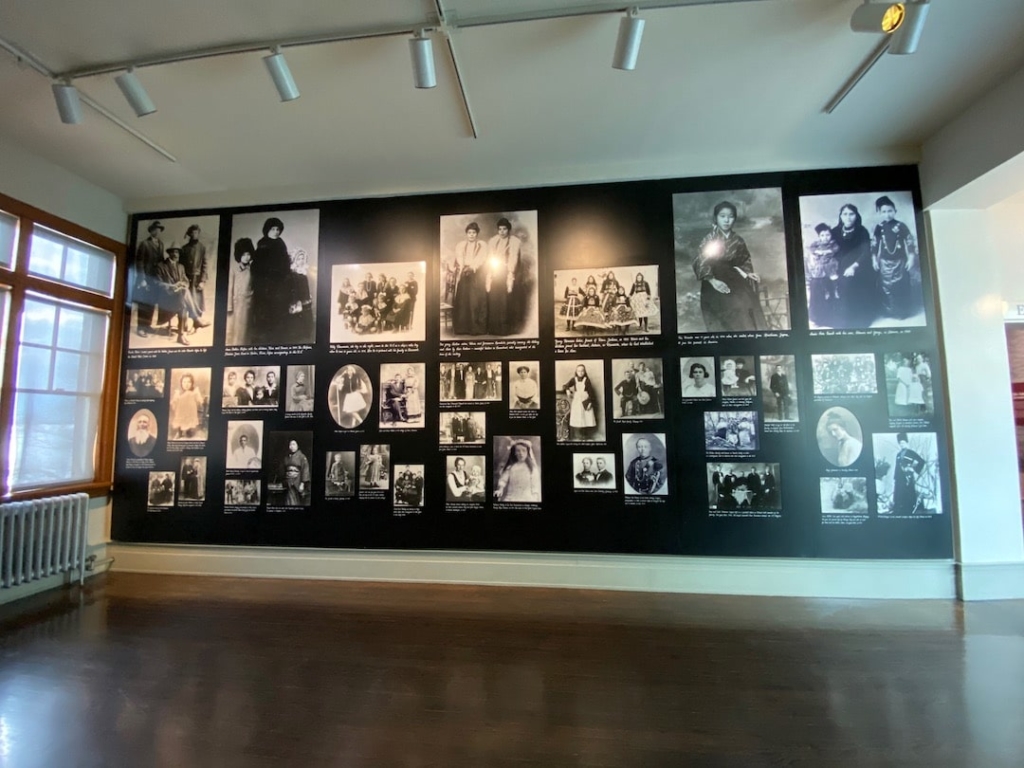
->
<box><xmin>2</xmin><ymin>575</ymin><xmax>1024</xmax><ymax>767</ymax></box>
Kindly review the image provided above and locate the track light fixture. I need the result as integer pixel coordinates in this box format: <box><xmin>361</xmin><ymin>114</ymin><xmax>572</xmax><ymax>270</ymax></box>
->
<box><xmin>51</xmin><ymin>80</ymin><xmax>82</xmax><ymax>124</ymax></box>
<box><xmin>888</xmin><ymin>1</ymin><xmax>930</xmax><ymax>55</ymax></box>
<box><xmin>115</xmin><ymin>67</ymin><xmax>157</xmax><ymax>117</ymax></box>
<box><xmin>263</xmin><ymin>47</ymin><xmax>300</xmax><ymax>102</ymax></box>
<box><xmin>409</xmin><ymin>30</ymin><xmax>437</xmax><ymax>89</ymax></box>
<box><xmin>612</xmin><ymin>7</ymin><xmax>645</xmax><ymax>71</ymax></box>
<box><xmin>850</xmin><ymin>2</ymin><xmax>906</xmax><ymax>34</ymax></box>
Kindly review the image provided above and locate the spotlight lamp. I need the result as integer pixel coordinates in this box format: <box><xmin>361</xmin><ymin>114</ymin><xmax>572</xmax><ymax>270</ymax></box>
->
<box><xmin>888</xmin><ymin>1</ymin><xmax>930</xmax><ymax>55</ymax></box>
<box><xmin>409</xmin><ymin>29</ymin><xmax>437</xmax><ymax>89</ymax></box>
<box><xmin>612</xmin><ymin>7</ymin><xmax>646</xmax><ymax>71</ymax></box>
<box><xmin>52</xmin><ymin>79</ymin><xmax>82</xmax><ymax>125</ymax></box>
<box><xmin>263</xmin><ymin>46</ymin><xmax>301</xmax><ymax>102</ymax></box>
<box><xmin>115</xmin><ymin>67</ymin><xmax>157</xmax><ymax>117</ymax></box>
<box><xmin>850</xmin><ymin>2</ymin><xmax>906</xmax><ymax>34</ymax></box>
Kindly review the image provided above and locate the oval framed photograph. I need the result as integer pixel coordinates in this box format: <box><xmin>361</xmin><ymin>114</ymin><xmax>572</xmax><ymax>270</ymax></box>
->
<box><xmin>328</xmin><ymin>364</ymin><xmax>373</xmax><ymax>429</ymax></box>
<box><xmin>816</xmin><ymin>407</ymin><xmax>864</xmax><ymax>468</ymax></box>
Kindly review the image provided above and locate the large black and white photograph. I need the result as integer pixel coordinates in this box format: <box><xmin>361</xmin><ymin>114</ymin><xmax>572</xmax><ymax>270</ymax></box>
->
<box><xmin>812</xmin><ymin>353</ymin><xmax>878</xmax><ymax>395</ymax></box>
<box><xmin>883</xmin><ymin>352</ymin><xmax>935</xmax><ymax>418</ymax></box>
<box><xmin>704</xmin><ymin>411</ymin><xmax>759</xmax><ymax>452</ymax></box>
<box><xmin>265</xmin><ymin>432</ymin><xmax>312</xmax><ymax>506</ymax></box>
<box><xmin>221</xmin><ymin>366</ymin><xmax>280</xmax><ymax>409</ymax></box>
<box><xmin>820</xmin><ymin>477</ymin><xmax>869</xmax><ymax>515</ymax></box>
<box><xmin>572</xmin><ymin>453</ymin><xmax>617</xmax><ymax>490</ymax></box>
<box><xmin>129</xmin><ymin>216</ymin><xmax>218</xmax><ymax>349</ymax></box>
<box><xmin>623</xmin><ymin>433</ymin><xmax>668</xmax><ymax>496</ymax></box>
<box><xmin>440</xmin><ymin>211</ymin><xmax>539</xmax><ymax>339</ymax></box>
<box><xmin>816</xmin><ymin>407</ymin><xmax>864</xmax><ymax>468</ymax></box>
<box><xmin>610</xmin><ymin>358</ymin><xmax>664</xmax><ymax>419</ymax></box>
<box><xmin>359</xmin><ymin>444</ymin><xmax>391</xmax><ymax>491</ymax></box>
<box><xmin>225</xmin><ymin>420</ymin><xmax>263</xmax><ymax>470</ymax></box>
<box><xmin>445</xmin><ymin>456</ymin><xmax>487</xmax><ymax>502</ymax></box>
<box><xmin>719</xmin><ymin>357</ymin><xmax>757</xmax><ymax>397</ymax></box>
<box><xmin>799</xmin><ymin>191</ymin><xmax>924</xmax><ymax>330</ymax></box>
<box><xmin>379</xmin><ymin>363</ymin><xmax>425</xmax><ymax>429</ymax></box>
<box><xmin>873</xmin><ymin>432</ymin><xmax>941</xmax><ymax>516</ymax></box>
<box><xmin>179</xmin><ymin>456</ymin><xmax>207</xmax><ymax>502</ymax></box>
<box><xmin>126</xmin><ymin>409</ymin><xmax>158</xmax><ymax>458</ymax></box>
<box><xmin>440</xmin><ymin>362</ymin><xmax>502</xmax><ymax>402</ymax></box>
<box><xmin>331</xmin><ymin>262</ymin><xmax>426</xmax><ymax>343</ymax></box>
<box><xmin>124</xmin><ymin>369</ymin><xmax>165</xmax><ymax>400</ymax></box>
<box><xmin>761</xmin><ymin>355</ymin><xmax>799</xmax><ymax>423</ymax></box>
<box><xmin>147</xmin><ymin>471</ymin><xmax>175</xmax><ymax>507</ymax></box>
<box><xmin>328</xmin><ymin>365</ymin><xmax>373</xmax><ymax>429</ymax></box>
<box><xmin>325</xmin><ymin>451</ymin><xmax>356</xmax><ymax>498</ymax></box>
<box><xmin>673</xmin><ymin>188</ymin><xmax>791</xmax><ymax>334</ymax></box>
<box><xmin>508</xmin><ymin>361</ymin><xmax>540</xmax><ymax>410</ymax></box>
<box><xmin>439</xmin><ymin>412</ymin><xmax>486</xmax><ymax>445</ymax></box>
<box><xmin>493</xmin><ymin>436</ymin><xmax>542</xmax><ymax>503</ymax></box>
<box><xmin>680</xmin><ymin>357</ymin><xmax>716</xmax><ymax>399</ymax></box>
<box><xmin>226</xmin><ymin>209</ymin><xmax>319</xmax><ymax>347</ymax></box>
<box><xmin>394</xmin><ymin>465</ymin><xmax>425</xmax><ymax>508</ymax></box>
<box><xmin>707</xmin><ymin>463</ymin><xmax>780</xmax><ymax>510</ymax></box>
<box><xmin>224</xmin><ymin>478</ymin><xmax>261</xmax><ymax>506</ymax></box>
<box><xmin>555</xmin><ymin>360</ymin><xmax>606</xmax><ymax>442</ymax></box>
<box><xmin>284</xmin><ymin>365</ymin><xmax>314</xmax><ymax>413</ymax></box>
<box><xmin>553</xmin><ymin>266</ymin><xmax>660</xmax><ymax>338</ymax></box>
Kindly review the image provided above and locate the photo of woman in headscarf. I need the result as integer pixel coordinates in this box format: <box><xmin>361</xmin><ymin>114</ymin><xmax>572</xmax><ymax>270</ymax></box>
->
<box><xmin>556</xmin><ymin>360</ymin><xmax>605</xmax><ymax>442</ymax></box>
<box><xmin>831</xmin><ymin>203</ymin><xmax>875</xmax><ymax>328</ymax></box>
<box><xmin>493</xmin><ymin>437</ymin><xmax>541</xmax><ymax>503</ymax></box>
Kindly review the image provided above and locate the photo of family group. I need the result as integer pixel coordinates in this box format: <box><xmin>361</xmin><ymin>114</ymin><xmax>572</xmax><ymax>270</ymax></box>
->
<box><xmin>222</xmin><ymin>366</ymin><xmax>280</xmax><ymax>409</ymax></box>
<box><xmin>124</xmin><ymin>369</ymin><xmax>165</xmax><ymax>400</ymax></box>
<box><xmin>439</xmin><ymin>412</ymin><xmax>486</xmax><ymax>445</ymax></box>
<box><xmin>224</xmin><ymin>478</ymin><xmax>260</xmax><ymax>505</ymax></box>
<box><xmin>761</xmin><ymin>355</ymin><xmax>798</xmax><ymax>422</ymax></box>
<box><xmin>493</xmin><ymin>436</ymin><xmax>542</xmax><ymax>503</ymax></box>
<box><xmin>325</xmin><ymin>451</ymin><xmax>356</xmax><ymax>498</ymax></box>
<box><xmin>147</xmin><ymin>471</ymin><xmax>176</xmax><ymax>507</ymax></box>
<box><xmin>883</xmin><ymin>352</ymin><xmax>934</xmax><ymax>418</ymax></box>
<box><xmin>330</xmin><ymin>262</ymin><xmax>426</xmax><ymax>343</ymax></box>
<box><xmin>553</xmin><ymin>266</ymin><xmax>660</xmax><ymax>337</ymax></box>
<box><xmin>440</xmin><ymin>362</ymin><xmax>502</xmax><ymax>402</ymax></box>
<box><xmin>812</xmin><ymin>354</ymin><xmax>878</xmax><ymax>395</ymax></box>
<box><xmin>168</xmin><ymin>368</ymin><xmax>211</xmax><ymax>442</ymax></box>
<box><xmin>820</xmin><ymin>477</ymin><xmax>869</xmax><ymax>514</ymax></box>
<box><xmin>704</xmin><ymin>412</ymin><xmax>759</xmax><ymax>452</ymax></box>
<box><xmin>707</xmin><ymin>463</ymin><xmax>780</xmax><ymax>510</ymax></box>
<box><xmin>610</xmin><ymin>359</ymin><xmax>664</xmax><ymax>419</ymax></box>
<box><xmin>816</xmin><ymin>407</ymin><xmax>864</xmax><ymax>468</ymax></box>
<box><xmin>379</xmin><ymin>363</ymin><xmax>425</xmax><ymax>429</ymax></box>
<box><xmin>394</xmin><ymin>465</ymin><xmax>425</xmax><ymax>508</ymax></box>
<box><xmin>572</xmin><ymin>453</ymin><xmax>616</xmax><ymax>490</ymax></box>
<box><xmin>555</xmin><ymin>360</ymin><xmax>606</xmax><ymax>443</ymax></box>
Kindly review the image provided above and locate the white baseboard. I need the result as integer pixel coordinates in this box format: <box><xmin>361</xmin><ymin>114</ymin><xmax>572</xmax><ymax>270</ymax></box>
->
<box><xmin>957</xmin><ymin>561</ymin><xmax>1024</xmax><ymax>600</ymax></box>
<box><xmin>107</xmin><ymin>543</ymin><xmax>958</xmax><ymax>600</ymax></box>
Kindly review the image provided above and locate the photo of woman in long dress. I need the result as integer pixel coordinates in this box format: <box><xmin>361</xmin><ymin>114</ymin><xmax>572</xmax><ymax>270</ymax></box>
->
<box><xmin>831</xmin><ymin>204</ymin><xmax>875</xmax><ymax>329</ymax></box>
<box><xmin>493</xmin><ymin>437</ymin><xmax>542</xmax><ymax>503</ymax></box>
<box><xmin>404</xmin><ymin>366</ymin><xmax>423</xmax><ymax>422</ymax></box>
<box><xmin>329</xmin><ymin>365</ymin><xmax>372</xmax><ymax>428</ymax></box>
<box><xmin>226</xmin><ymin>238</ymin><xmax>254</xmax><ymax>346</ymax></box>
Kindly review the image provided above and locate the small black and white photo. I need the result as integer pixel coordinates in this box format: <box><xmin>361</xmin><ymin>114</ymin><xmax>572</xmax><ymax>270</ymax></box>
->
<box><xmin>680</xmin><ymin>357</ymin><xmax>716</xmax><ymax>399</ymax></box>
<box><xmin>799</xmin><ymin>191</ymin><xmax>924</xmax><ymax>330</ymax></box>
<box><xmin>719</xmin><ymin>357</ymin><xmax>757</xmax><ymax>397</ymax></box>
<box><xmin>820</xmin><ymin>477</ymin><xmax>869</xmax><ymax>514</ymax></box>
<box><xmin>224</xmin><ymin>478</ymin><xmax>260</xmax><ymax>506</ymax></box>
<box><xmin>359</xmin><ymin>444</ymin><xmax>391</xmax><ymax>491</ymax></box>
<box><xmin>445</xmin><ymin>455</ymin><xmax>487</xmax><ymax>502</ymax></box>
<box><xmin>508</xmin><ymin>361</ymin><xmax>540</xmax><ymax>410</ymax></box>
<box><xmin>707</xmin><ymin>463</ymin><xmax>780</xmax><ymax>510</ymax></box>
<box><xmin>440</xmin><ymin>362</ymin><xmax>502</xmax><ymax>402</ymax></box>
<box><xmin>225</xmin><ymin>420</ymin><xmax>263</xmax><ymax>470</ymax></box>
<box><xmin>284</xmin><ymin>365</ymin><xmax>315</xmax><ymax>413</ymax></box>
<box><xmin>226</xmin><ymin>209</ymin><xmax>319</xmax><ymax>347</ymax></box>
<box><xmin>129</xmin><ymin>216</ymin><xmax>219</xmax><ymax>349</ymax></box>
<box><xmin>331</xmin><ymin>262</ymin><xmax>426</xmax><ymax>342</ymax></box>
<box><xmin>325</xmin><ymin>451</ymin><xmax>356</xmax><ymax>498</ymax></box>
<box><xmin>553</xmin><ymin>266</ymin><xmax>661</xmax><ymax>337</ymax></box>
<box><xmin>556</xmin><ymin>360</ymin><xmax>606</xmax><ymax>442</ymax></box>
<box><xmin>673</xmin><ymin>188</ymin><xmax>791</xmax><ymax>334</ymax></box>
<box><xmin>873</xmin><ymin>432</ymin><xmax>941</xmax><ymax>516</ymax></box>
<box><xmin>622</xmin><ymin>433</ymin><xmax>668</xmax><ymax>496</ymax></box>
<box><xmin>265</xmin><ymin>431</ymin><xmax>312</xmax><ymax>506</ymax></box>
<box><xmin>124</xmin><ymin>369</ymin><xmax>165</xmax><ymax>400</ymax></box>
<box><xmin>572</xmin><ymin>453</ymin><xmax>617</xmax><ymax>490</ymax></box>
<box><xmin>439</xmin><ymin>411</ymin><xmax>486</xmax><ymax>445</ymax></box>
<box><xmin>704</xmin><ymin>411</ymin><xmax>759</xmax><ymax>452</ymax></box>
<box><xmin>883</xmin><ymin>352</ymin><xmax>935</xmax><ymax>418</ymax></box>
<box><xmin>379</xmin><ymin>363</ymin><xmax>426</xmax><ymax>428</ymax></box>
<box><xmin>761</xmin><ymin>355</ymin><xmax>799</xmax><ymax>422</ymax></box>
<box><xmin>610</xmin><ymin>358</ymin><xmax>664</xmax><ymax>419</ymax></box>
<box><xmin>221</xmin><ymin>366</ymin><xmax>281</xmax><ymax>409</ymax></box>
<box><xmin>493</xmin><ymin>436</ymin><xmax>542</xmax><ymax>503</ymax></box>
<box><xmin>816</xmin><ymin>407</ymin><xmax>864</xmax><ymax>468</ymax></box>
<box><xmin>178</xmin><ymin>456</ymin><xmax>207</xmax><ymax>502</ymax></box>
<box><xmin>166</xmin><ymin>368</ymin><xmax>210</xmax><ymax>442</ymax></box>
<box><xmin>394</xmin><ymin>465</ymin><xmax>425</xmax><ymax>507</ymax></box>
<box><xmin>147</xmin><ymin>471</ymin><xmax>176</xmax><ymax>507</ymax></box>
<box><xmin>812</xmin><ymin>353</ymin><xmax>878</xmax><ymax>395</ymax></box>
<box><xmin>126</xmin><ymin>409</ymin><xmax>158</xmax><ymax>457</ymax></box>
<box><xmin>440</xmin><ymin>211</ymin><xmax>539</xmax><ymax>340</ymax></box>
<box><xmin>328</xmin><ymin>364</ymin><xmax>373</xmax><ymax>429</ymax></box>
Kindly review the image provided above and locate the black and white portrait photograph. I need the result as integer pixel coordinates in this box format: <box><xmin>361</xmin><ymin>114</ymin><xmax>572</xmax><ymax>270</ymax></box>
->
<box><xmin>610</xmin><ymin>358</ymin><xmax>664</xmax><ymax>419</ymax></box>
<box><xmin>553</xmin><ymin>266</ymin><xmax>660</xmax><ymax>337</ymax></box>
<box><xmin>680</xmin><ymin>357</ymin><xmax>716</xmax><ymax>399</ymax></box>
<box><xmin>816</xmin><ymin>407</ymin><xmax>864</xmax><ymax>468</ymax></box>
<box><xmin>812</xmin><ymin>353</ymin><xmax>878</xmax><ymax>395</ymax></box>
<box><xmin>225</xmin><ymin>420</ymin><xmax>263</xmax><ymax>470</ymax></box>
<box><xmin>820</xmin><ymin>477</ymin><xmax>869</xmax><ymax>514</ymax></box>
<box><xmin>394</xmin><ymin>465</ymin><xmax>425</xmax><ymax>508</ymax></box>
<box><xmin>761</xmin><ymin>355</ymin><xmax>798</xmax><ymax>423</ymax></box>
<box><xmin>124</xmin><ymin>369</ymin><xmax>165</xmax><ymax>400</ymax></box>
<box><xmin>166</xmin><ymin>368</ymin><xmax>210</xmax><ymax>442</ymax></box>
<box><xmin>440</xmin><ymin>211</ymin><xmax>539</xmax><ymax>340</ymax></box>
<box><xmin>508</xmin><ymin>361</ymin><xmax>540</xmax><ymax>410</ymax></box>
<box><xmin>707</xmin><ymin>463</ymin><xmax>780</xmax><ymax>510</ymax></box>
<box><xmin>179</xmin><ymin>456</ymin><xmax>207</xmax><ymax>502</ymax></box>
<box><xmin>331</xmin><ymin>262</ymin><xmax>426</xmax><ymax>343</ymax></box>
<box><xmin>147</xmin><ymin>471</ymin><xmax>175</xmax><ymax>507</ymax></box>
<box><xmin>673</xmin><ymin>188</ymin><xmax>791</xmax><ymax>334</ymax></box>
<box><xmin>704</xmin><ymin>411</ymin><xmax>759</xmax><ymax>452</ymax></box>
<box><xmin>493</xmin><ymin>436</ymin><xmax>542</xmax><ymax>503</ymax></box>
<box><xmin>440</xmin><ymin>362</ymin><xmax>502</xmax><ymax>402</ymax></box>
<box><xmin>359</xmin><ymin>444</ymin><xmax>391</xmax><ymax>491</ymax></box>
<box><xmin>439</xmin><ymin>412</ymin><xmax>486</xmax><ymax>445</ymax></box>
<box><xmin>873</xmin><ymin>432</ymin><xmax>941</xmax><ymax>515</ymax></box>
<box><xmin>328</xmin><ymin>364</ymin><xmax>373</xmax><ymax>429</ymax></box>
<box><xmin>265</xmin><ymin>432</ymin><xmax>312</xmax><ymax>506</ymax></box>
<box><xmin>799</xmin><ymin>191</ymin><xmax>924</xmax><ymax>330</ymax></box>
<box><xmin>129</xmin><ymin>216</ymin><xmax>219</xmax><ymax>350</ymax></box>
<box><xmin>226</xmin><ymin>209</ymin><xmax>319</xmax><ymax>347</ymax></box>
<box><xmin>379</xmin><ymin>363</ymin><xmax>426</xmax><ymax>429</ymax></box>
<box><xmin>285</xmin><ymin>365</ymin><xmax>314</xmax><ymax>413</ymax></box>
<box><xmin>622</xmin><ymin>433</ymin><xmax>668</xmax><ymax>496</ymax></box>
<box><xmin>883</xmin><ymin>352</ymin><xmax>935</xmax><ymax>418</ymax></box>
<box><xmin>445</xmin><ymin>455</ymin><xmax>487</xmax><ymax>502</ymax></box>
<box><xmin>221</xmin><ymin>366</ymin><xmax>280</xmax><ymax>409</ymax></box>
<box><xmin>556</xmin><ymin>360</ymin><xmax>606</xmax><ymax>442</ymax></box>
<box><xmin>224</xmin><ymin>478</ymin><xmax>260</xmax><ymax>506</ymax></box>
<box><xmin>572</xmin><ymin>453</ymin><xmax>617</xmax><ymax>490</ymax></box>
<box><xmin>126</xmin><ymin>409</ymin><xmax>158</xmax><ymax>457</ymax></box>
<box><xmin>719</xmin><ymin>357</ymin><xmax>757</xmax><ymax>397</ymax></box>
<box><xmin>325</xmin><ymin>451</ymin><xmax>356</xmax><ymax>498</ymax></box>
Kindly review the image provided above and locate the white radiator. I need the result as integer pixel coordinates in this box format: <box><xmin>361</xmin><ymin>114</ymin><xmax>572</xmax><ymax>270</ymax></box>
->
<box><xmin>0</xmin><ymin>493</ymin><xmax>89</xmax><ymax>589</ymax></box>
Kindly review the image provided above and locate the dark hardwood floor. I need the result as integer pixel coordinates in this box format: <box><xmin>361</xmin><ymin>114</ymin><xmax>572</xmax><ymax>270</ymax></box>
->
<box><xmin>2</xmin><ymin>573</ymin><xmax>1023</xmax><ymax>767</ymax></box>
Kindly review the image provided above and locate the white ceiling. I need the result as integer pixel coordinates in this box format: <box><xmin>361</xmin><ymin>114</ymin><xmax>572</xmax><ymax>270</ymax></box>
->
<box><xmin>0</xmin><ymin>0</ymin><xmax>1022</xmax><ymax>212</ymax></box>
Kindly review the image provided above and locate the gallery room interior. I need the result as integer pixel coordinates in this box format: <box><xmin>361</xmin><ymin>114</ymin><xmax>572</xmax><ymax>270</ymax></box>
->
<box><xmin>1</xmin><ymin>0</ymin><xmax>1024</xmax><ymax>764</ymax></box>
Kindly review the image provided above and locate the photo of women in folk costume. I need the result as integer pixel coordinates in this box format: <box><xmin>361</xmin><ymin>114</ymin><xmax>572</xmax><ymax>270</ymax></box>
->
<box><xmin>554</xmin><ymin>266</ymin><xmax>660</xmax><ymax>337</ymax></box>
<box><xmin>555</xmin><ymin>360</ymin><xmax>605</xmax><ymax>443</ymax></box>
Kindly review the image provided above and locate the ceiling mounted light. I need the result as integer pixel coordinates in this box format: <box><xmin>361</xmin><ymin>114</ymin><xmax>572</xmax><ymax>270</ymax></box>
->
<box><xmin>263</xmin><ymin>46</ymin><xmax>300</xmax><ymax>102</ymax></box>
<box><xmin>52</xmin><ymin>80</ymin><xmax>82</xmax><ymax>124</ymax></box>
<box><xmin>114</xmin><ymin>67</ymin><xmax>157</xmax><ymax>117</ymax></box>
<box><xmin>613</xmin><ymin>7</ymin><xmax>645</xmax><ymax>71</ymax></box>
<box><xmin>888</xmin><ymin>1</ymin><xmax>930</xmax><ymax>55</ymax></box>
<box><xmin>409</xmin><ymin>30</ymin><xmax>437</xmax><ymax>89</ymax></box>
<box><xmin>850</xmin><ymin>2</ymin><xmax>906</xmax><ymax>34</ymax></box>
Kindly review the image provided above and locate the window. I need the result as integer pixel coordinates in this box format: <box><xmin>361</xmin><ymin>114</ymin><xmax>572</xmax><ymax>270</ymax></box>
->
<box><xmin>0</xmin><ymin>192</ymin><xmax>125</xmax><ymax>499</ymax></box>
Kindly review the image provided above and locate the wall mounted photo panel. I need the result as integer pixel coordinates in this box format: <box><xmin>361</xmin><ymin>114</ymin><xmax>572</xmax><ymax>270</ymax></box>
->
<box><xmin>226</xmin><ymin>420</ymin><xmax>263</xmax><ymax>470</ymax></box>
<box><xmin>573</xmin><ymin>453</ymin><xmax>617</xmax><ymax>490</ymax></box>
<box><xmin>167</xmin><ymin>368</ymin><xmax>211</xmax><ymax>441</ymax></box>
<box><xmin>610</xmin><ymin>358</ymin><xmax>664</xmax><ymax>419</ymax></box>
<box><xmin>446</xmin><ymin>456</ymin><xmax>487</xmax><ymax>502</ymax></box>
<box><xmin>325</xmin><ymin>451</ymin><xmax>356</xmax><ymax>498</ymax></box>
<box><xmin>816</xmin><ymin>407</ymin><xmax>864</xmax><ymax>468</ymax></box>
<box><xmin>124</xmin><ymin>368</ymin><xmax>165</xmax><ymax>401</ymax></box>
<box><xmin>328</xmin><ymin>365</ymin><xmax>373</xmax><ymax>428</ymax></box>
<box><xmin>707</xmin><ymin>462</ymin><xmax>780</xmax><ymax>510</ymax></box>
<box><xmin>680</xmin><ymin>357</ymin><xmax>716</xmax><ymax>399</ymax></box>
<box><xmin>553</xmin><ymin>266</ymin><xmax>660</xmax><ymax>338</ymax></box>
<box><xmin>812</xmin><ymin>354</ymin><xmax>878</xmax><ymax>395</ymax></box>
<box><xmin>179</xmin><ymin>456</ymin><xmax>207</xmax><ymax>502</ymax></box>
<box><xmin>126</xmin><ymin>409</ymin><xmax>158</xmax><ymax>457</ymax></box>
<box><xmin>493</xmin><ymin>436</ymin><xmax>542</xmax><ymax>503</ymax></box>
<box><xmin>820</xmin><ymin>477</ymin><xmax>868</xmax><ymax>515</ymax></box>
<box><xmin>331</xmin><ymin>262</ymin><xmax>425</xmax><ymax>342</ymax></box>
<box><xmin>440</xmin><ymin>362</ymin><xmax>502</xmax><ymax>403</ymax></box>
<box><xmin>222</xmin><ymin>366</ymin><xmax>280</xmax><ymax>409</ymax></box>
<box><xmin>508</xmin><ymin>361</ymin><xmax>540</xmax><ymax>410</ymax></box>
<box><xmin>872</xmin><ymin>432</ymin><xmax>942</xmax><ymax>516</ymax></box>
<box><xmin>623</xmin><ymin>433</ymin><xmax>668</xmax><ymax>496</ymax></box>
<box><xmin>555</xmin><ymin>360</ymin><xmax>606</xmax><ymax>442</ymax></box>
<box><xmin>379</xmin><ymin>363</ymin><xmax>426</xmax><ymax>428</ymax></box>
<box><xmin>761</xmin><ymin>355</ymin><xmax>798</xmax><ymax>423</ymax></box>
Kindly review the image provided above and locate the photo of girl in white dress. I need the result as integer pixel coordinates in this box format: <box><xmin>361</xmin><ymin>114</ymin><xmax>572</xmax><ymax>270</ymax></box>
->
<box><xmin>493</xmin><ymin>436</ymin><xmax>542</xmax><ymax>504</ymax></box>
